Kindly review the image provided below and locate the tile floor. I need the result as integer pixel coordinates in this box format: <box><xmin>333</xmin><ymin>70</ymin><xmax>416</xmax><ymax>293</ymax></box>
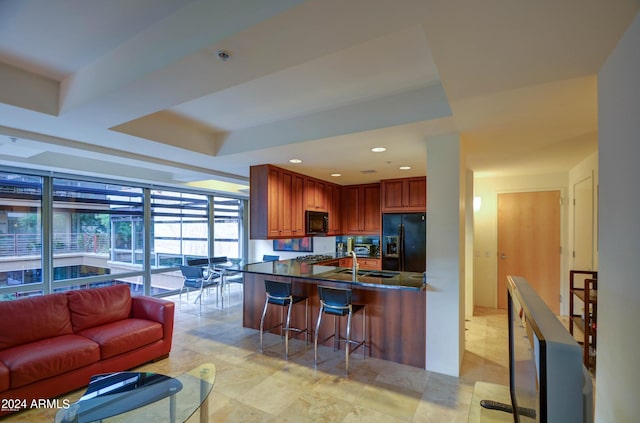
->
<box><xmin>12</xmin><ymin>286</ymin><xmax>510</xmax><ymax>422</ymax></box>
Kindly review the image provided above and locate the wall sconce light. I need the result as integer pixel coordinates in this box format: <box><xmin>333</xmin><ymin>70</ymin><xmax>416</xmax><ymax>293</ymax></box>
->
<box><xmin>473</xmin><ymin>196</ymin><xmax>482</xmax><ymax>212</ymax></box>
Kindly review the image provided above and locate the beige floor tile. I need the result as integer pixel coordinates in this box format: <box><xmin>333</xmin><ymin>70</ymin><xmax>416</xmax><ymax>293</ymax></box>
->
<box><xmin>9</xmin><ymin>288</ymin><xmax>513</xmax><ymax>422</ymax></box>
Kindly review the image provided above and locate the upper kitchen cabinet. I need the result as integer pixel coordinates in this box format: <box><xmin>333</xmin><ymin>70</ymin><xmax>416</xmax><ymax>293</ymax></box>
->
<box><xmin>250</xmin><ymin>165</ymin><xmax>304</xmax><ymax>239</ymax></box>
<box><xmin>381</xmin><ymin>177</ymin><xmax>427</xmax><ymax>213</ymax></box>
<box><xmin>304</xmin><ymin>177</ymin><xmax>328</xmax><ymax>211</ymax></box>
<box><xmin>343</xmin><ymin>183</ymin><xmax>381</xmax><ymax>234</ymax></box>
<box><xmin>326</xmin><ymin>183</ymin><xmax>342</xmax><ymax>235</ymax></box>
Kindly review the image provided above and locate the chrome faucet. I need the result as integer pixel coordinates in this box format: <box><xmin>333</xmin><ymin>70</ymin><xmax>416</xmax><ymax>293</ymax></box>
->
<box><xmin>350</xmin><ymin>250</ymin><xmax>359</xmax><ymax>281</ymax></box>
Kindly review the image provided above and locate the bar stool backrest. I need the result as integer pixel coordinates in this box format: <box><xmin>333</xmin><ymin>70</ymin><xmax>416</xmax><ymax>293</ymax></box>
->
<box><xmin>318</xmin><ymin>286</ymin><xmax>352</xmax><ymax>316</ymax></box>
<box><xmin>264</xmin><ymin>279</ymin><xmax>292</xmax><ymax>304</ymax></box>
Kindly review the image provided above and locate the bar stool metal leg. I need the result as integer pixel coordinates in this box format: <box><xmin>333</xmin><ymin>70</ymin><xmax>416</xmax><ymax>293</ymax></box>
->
<box><xmin>314</xmin><ymin>285</ymin><xmax>366</xmax><ymax>374</ymax></box>
<box><xmin>260</xmin><ymin>280</ymin><xmax>309</xmax><ymax>359</ymax></box>
<box><xmin>259</xmin><ymin>296</ymin><xmax>269</xmax><ymax>353</ymax></box>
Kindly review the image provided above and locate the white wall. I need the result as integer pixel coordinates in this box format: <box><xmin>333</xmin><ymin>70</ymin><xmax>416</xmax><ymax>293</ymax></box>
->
<box><xmin>596</xmin><ymin>12</ymin><xmax>640</xmax><ymax>423</ymax></box>
<box><xmin>425</xmin><ymin>134</ymin><xmax>465</xmax><ymax>376</ymax></box>
<box><xmin>473</xmin><ymin>173</ymin><xmax>570</xmax><ymax>313</ymax></box>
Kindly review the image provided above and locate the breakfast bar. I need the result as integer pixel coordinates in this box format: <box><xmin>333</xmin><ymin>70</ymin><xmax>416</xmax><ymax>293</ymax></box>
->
<box><xmin>237</xmin><ymin>257</ymin><xmax>426</xmax><ymax>368</ymax></box>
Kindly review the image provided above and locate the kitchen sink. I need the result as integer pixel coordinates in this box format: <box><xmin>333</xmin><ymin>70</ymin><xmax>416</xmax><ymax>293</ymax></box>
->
<box><xmin>332</xmin><ymin>269</ymin><xmax>398</xmax><ymax>278</ymax></box>
<box><xmin>334</xmin><ymin>269</ymin><xmax>369</xmax><ymax>276</ymax></box>
<box><xmin>365</xmin><ymin>271</ymin><xmax>398</xmax><ymax>278</ymax></box>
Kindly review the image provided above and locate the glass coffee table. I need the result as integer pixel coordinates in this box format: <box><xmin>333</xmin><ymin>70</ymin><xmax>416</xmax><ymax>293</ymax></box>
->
<box><xmin>55</xmin><ymin>363</ymin><xmax>215</xmax><ymax>423</ymax></box>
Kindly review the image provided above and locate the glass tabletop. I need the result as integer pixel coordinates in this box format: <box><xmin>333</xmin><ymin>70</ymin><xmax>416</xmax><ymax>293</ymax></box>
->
<box><xmin>55</xmin><ymin>363</ymin><xmax>215</xmax><ymax>423</ymax></box>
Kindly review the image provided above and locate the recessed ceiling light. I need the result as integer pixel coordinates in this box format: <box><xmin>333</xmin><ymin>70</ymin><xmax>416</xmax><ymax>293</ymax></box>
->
<box><xmin>331</xmin><ymin>173</ymin><xmax>342</xmax><ymax>177</ymax></box>
<box><xmin>289</xmin><ymin>158</ymin><xmax>302</xmax><ymax>164</ymax></box>
<box><xmin>371</xmin><ymin>147</ymin><xmax>386</xmax><ymax>153</ymax></box>
<box><xmin>399</xmin><ymin>166</ymin><xmax>412</xmax><ymax>170</ymax></box>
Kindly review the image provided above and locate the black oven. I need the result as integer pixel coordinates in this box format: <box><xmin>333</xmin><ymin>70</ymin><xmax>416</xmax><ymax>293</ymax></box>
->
<box><xmin>305</xmin><ymin>210</ymin><xmax>328</xmax><ymax>235</ymax></box>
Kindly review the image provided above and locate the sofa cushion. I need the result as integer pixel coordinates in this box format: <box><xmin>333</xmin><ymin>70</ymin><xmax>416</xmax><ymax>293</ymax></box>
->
<box><xmin>0</xmin><ymin>293</ymin><xmax>73</xmax><ymax>350</ymax></box>
<box><xmin>0</xmin><ymin>361</ymin><xmax>8</xmax><ymax>393</ymax></box>
<box><xmin>77</xmin><ymin>318</ymin><xmax>163</xmax><ymax>359</ymax></box>
<box><xmin>0</xmin><ymin>334</ymin><xmax>100</xmax><ymax>389</ymax></box>
<box><xmin>67</xmin><ymin>284</ymin><xmax>132</xmax><ymax>332</ymax></box>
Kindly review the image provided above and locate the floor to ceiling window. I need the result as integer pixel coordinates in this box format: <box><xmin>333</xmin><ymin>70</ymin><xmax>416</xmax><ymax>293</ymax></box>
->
<box><xmin>0</xmin><ymin>172</ymin><xmax>43</xmax><ymax>299</ymax></box>
<box><xmin>149</xmin><ymin>189</ymin><xmax>209</xmax><ymax>294</ymax></box>
<box><xmin>51</xmin><ymin>179</ymin><xmax>144</xmax><ymax>291</ymax></box>
<box><xmin>212</xmin><ymin>196</ymin><xmax>243</xmax><ymax>259</ymax></box>
<box><xmin>0</xmin><ymin>167</ymin><xmax>246</xmax><ymax>300</ymax></box>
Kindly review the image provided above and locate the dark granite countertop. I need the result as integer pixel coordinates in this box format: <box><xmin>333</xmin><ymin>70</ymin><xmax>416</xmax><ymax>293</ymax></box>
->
<box><xmin>233</xmin><ymin>259</ymin><xmax>426</xmax><ymax>291</ymax></box>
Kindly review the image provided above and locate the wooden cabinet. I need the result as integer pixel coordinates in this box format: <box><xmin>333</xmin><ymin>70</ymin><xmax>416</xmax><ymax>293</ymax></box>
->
<box><xmin>281</xmin><ymin>171</ymin><xmax>305</xmax><ymax>237</ymax></box>
<box><xmin>326</xmin><ymin>183</ymin><xmax>342</xmax><ymax>235</ymax></box>
<box><xmin>381</xmin><ymin>177</ymin><xmax>426</xmax><ymax>212</ymax></box>
<box><xmin>340</xmin><ymin>257</ymin><xmax>380</xmax><ymax>270</ymax></box>
<box><xmin>304</xmin><ymin>177</ymin><xmax>327</xmax><ymax>211</ymax></box>
<box><xmin>359</xmin><ymin>257</ymin><xmax>381</xmax><ymax>270</ymax></box>
<box><xmin>339</xmin><ymin>257</ymin><xmax>352</xmax><ymax>268</ymax></box>
<box><xmin>250</xmin><ymin>165</ymin><xmax>304</xmax><ymax>239</ymax></box>
<box><xmin>343</xmin><ymin>183</ymin><xmax>381</xmax><ymax>234</ymax></box>
<box><xmin>569</xmin><ymin>270</ymin><xmax>598</xmax><ymax>371</ymax></box>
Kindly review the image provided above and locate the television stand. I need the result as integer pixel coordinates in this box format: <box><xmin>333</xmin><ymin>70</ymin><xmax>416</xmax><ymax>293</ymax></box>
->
<box><xmin>468</xmin><ymin>382</ymin><xmax>512</xmax><ymax>423</ymax></box>
<box><xmin>480</xmin><ymin>400</ymin><xmax>536</xmax><ymax>419</ymax></box>
<box><xmin>468</xmin><ymin>382</ymin><xmax>537</xmax><ymax>422</ymax></box>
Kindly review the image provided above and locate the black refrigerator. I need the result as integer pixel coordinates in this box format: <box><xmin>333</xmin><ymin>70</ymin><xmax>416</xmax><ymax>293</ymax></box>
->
<box><xmin>382</xmin><ymin>213</ymin><xmax>426</xmax><ymax>272</ymax></box>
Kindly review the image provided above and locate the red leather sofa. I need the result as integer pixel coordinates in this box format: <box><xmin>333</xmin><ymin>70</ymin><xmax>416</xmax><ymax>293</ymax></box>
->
<box><xmin>0</xmin><ymin>284</ymin><xmax>174</xmax><ymax>417</ymax></box>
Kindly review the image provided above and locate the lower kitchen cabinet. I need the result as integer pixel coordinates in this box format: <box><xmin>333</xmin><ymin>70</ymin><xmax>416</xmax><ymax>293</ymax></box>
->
<box><xmin>339</xmin><ymin>257</ymin><xmax>380</xmax><ymax>270</ymax></box>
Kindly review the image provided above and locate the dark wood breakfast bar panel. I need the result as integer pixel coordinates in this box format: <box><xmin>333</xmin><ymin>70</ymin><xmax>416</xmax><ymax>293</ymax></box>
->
<box><xmin>242</xmin><ymin>272</ymin><xmax>426</xmax><ymax>368</ymax></box>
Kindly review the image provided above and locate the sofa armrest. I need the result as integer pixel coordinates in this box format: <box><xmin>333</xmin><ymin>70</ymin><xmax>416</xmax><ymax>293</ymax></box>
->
<box><xmin>131</xmin><ymin>296</ymin><xmax>175</xmax><ymax>355</ymax></box>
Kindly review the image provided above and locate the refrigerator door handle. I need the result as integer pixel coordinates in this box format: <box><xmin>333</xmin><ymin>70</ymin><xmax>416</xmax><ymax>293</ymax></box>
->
<box><xmin>399</xmin><ymin>223</ymin><xmax>405</xmax><ymax>271</ymax></box>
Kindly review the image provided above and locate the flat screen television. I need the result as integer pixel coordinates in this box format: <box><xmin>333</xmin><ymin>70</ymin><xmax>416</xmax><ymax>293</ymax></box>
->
<box><xmin>507</xmin><ymin>275</ymin><xmax>593</xmax><ymax>423</ymax></box>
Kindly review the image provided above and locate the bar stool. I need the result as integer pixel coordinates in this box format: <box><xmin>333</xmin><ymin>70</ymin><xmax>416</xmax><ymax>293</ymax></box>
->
<box><xmin>259</xmin><ymin>279</ymin><xmax>309</xmax><ymax>359</ymax></box>
<box><xmin>314</xmin><ymin>285</ymin><xmax>366</xmax><ymax>374</ymax></box>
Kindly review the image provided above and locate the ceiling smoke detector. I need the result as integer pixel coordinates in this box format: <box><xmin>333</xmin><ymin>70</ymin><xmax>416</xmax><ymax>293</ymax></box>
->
<box><xmin>216</xmin><ymin>50</ymin><xmax>231</xmax><ymax>61</ymax></box>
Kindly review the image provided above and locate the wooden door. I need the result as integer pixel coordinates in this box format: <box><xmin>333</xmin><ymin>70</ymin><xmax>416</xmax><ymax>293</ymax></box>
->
<box><xmin>497</xmin><ymin>191</ymin><xmax>561</xmax><ymax>313</ymax></box>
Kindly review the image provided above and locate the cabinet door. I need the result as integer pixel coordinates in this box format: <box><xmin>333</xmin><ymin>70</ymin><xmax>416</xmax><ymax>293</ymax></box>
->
<box><xmin>359</xmin><ymin>258</ymin><xmax>381</xmax><ymax>270</ymax></box>
<box><xmin>304</xmin><ymin>177</ymin><xmax>328</xmax><ymax>211</ymax></box>
<box><xmin>326</xmin><ymin>183</ymin><xmax>342</xmax><ymax>235</ymax></box>
<box><xmin>342</xmin><ymin>186</ymin><xmax>361</xmax><ymax>232</ymax></box>
<box><xmin>304</xmin><ymin>177</ymin><xmax>317</xmax><ymax>210</ymax></box>
<box><xmin>362</xmin><ymin>184</ymin><xmax>381</xmax><ymax>233</ymax></box>
<box><xmin>405</xmin><ymin>177</ymin><xmax>427</xmax><ymax>211</ymax></box>
<box><xmin>280</xmin><ymin>170</ymin><xmax>304</xmax><ymax>237</ymax></box>
<box><xmin>291</xmin><ymin>173</ymin><xmax>305</xmax><ymax>235</ymax></box>
<box><xmin>316</xmin><ymin>180</ymin><xmax>327</xmax><ymax>211</ymax></box>
<box><xmin>267</xmin><ymin>167</ymin><xmax>282</xmax><ymax>237</ymax></box>
<box><xmin>381</xmin><ymin>179</ymin><xmax>405</xmax><ymax>212</ymax></box>
<box><xmin>339</xmin><ymin>257</ymin><xmax>353</xmax><ymax>268</ymax></box>
<box><xmin>332</xmin><ymin>184</ymin><xmax>342</xmax><ymax>234</ymax></box>
<box><xmin>381</xmin><ymin>177</ymin><xmax>426</xmax><ymax>212</ymax></box>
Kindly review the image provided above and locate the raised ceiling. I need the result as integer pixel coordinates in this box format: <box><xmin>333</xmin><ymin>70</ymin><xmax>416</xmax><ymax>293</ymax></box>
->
<box><xmin>0</xmin><ymin>0</ymin><xmax>638</xmax><ymax>194</ymax></box>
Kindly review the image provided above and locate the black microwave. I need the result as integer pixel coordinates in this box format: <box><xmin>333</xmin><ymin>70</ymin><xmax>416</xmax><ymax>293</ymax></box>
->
<box><xmin>306</xmin><ymin>210</ymin><xmax>328</xmax><ymax>235</ymax></box>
